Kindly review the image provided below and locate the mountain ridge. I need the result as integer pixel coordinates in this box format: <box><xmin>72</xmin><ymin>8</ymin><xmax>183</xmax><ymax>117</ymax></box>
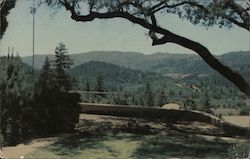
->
<box><xmin>21</xmin><ymin>50</ymin><xmax>249</xmax><ymax>74</ymax></box>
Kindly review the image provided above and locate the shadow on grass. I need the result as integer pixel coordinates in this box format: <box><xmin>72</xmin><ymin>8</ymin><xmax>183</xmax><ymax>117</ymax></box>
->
<box><xmin>38</xmin><ymin>133</ymin><xmax>143</xmax><ymax>157</ymax></box>
<box><xmin>29</xmin><ymin>114</ymin><xmax>246</xmax><ymax>158</ymax></box>
<box><xmin>132</xmin><ymin>134</ymin><xmax>237</xmax><ymax>159</ymax></box>
<box><xmin>32</xmin><ymin>132</ymin><xmax>242</xmax><ymax>159</ymax></box>
<box><xmin>43</xmin><ymin>134</ymin><xmax>111</xmax><ymax>157</ymax></box>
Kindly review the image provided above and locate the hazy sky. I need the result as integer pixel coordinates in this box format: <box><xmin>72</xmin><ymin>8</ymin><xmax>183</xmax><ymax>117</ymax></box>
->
<box><xmin>0</xmin><ymin>0</ymin><xmax>249</xmax><ymax>57</ymax></box>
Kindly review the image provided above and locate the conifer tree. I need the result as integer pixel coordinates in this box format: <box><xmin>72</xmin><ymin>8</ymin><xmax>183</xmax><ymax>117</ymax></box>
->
<box><xmin>144</xmin><ymin>82</ymin><xmax>154</xmax><ymax>107</ymax></box>
<box><xmin>0</xmin><ymin>57</ymin><xmax>34</xmax><ymax>145</ymax></box>
<box><xmin>53</xmin><ymin>43</ymin><xmax>73</xmax><ymax>91</ymax></box>
<box><xmin>34</xmin><ymin>43</ymin><xmax>80</xmax><ymax>134</ymax></box>
<box><xmin>85</xmin><ymin>80</ymin><xmax>90</xmax><ymax>91</ymax></box>
<box><xmin>37</xmin><ymin>56</ymin><xmax>52</xmax><ymax>92</ymax></box>
<box><xmin>157</xmin><ymin>90</ymin><xmax>166</xmax><ymax>107</ymax></box>
<box><xmin>95</xmin><ymin>73</ymin><xmax>104</xmax><ymax>92</ymax></box>
<box><xmin>202</xmin><ymin>93</ymin><xmax>211</xmax><ymax>113</ymax></box>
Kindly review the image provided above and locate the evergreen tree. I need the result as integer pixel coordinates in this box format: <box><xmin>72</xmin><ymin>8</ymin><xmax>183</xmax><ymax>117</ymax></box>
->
<box><xmin>183</xmin><ymin>97</ymin><xmax>196</xmax><ymax>110</ymax></box>
<box><xmin>0</xmin><ymin>57</ymin><xmax>34</xmax><ymax>145</ymax></box>
<box><xmin>131</xmin><ymin>95</ymin><xmax>136</xmax><ymax>106</ymax></box>
<box><xmin>85</xmin><ymin>80</ymin><xmax>90</xmax><ymax>91</ymax></box>
<box><xmin>34</xmin><ymin>43</ymin><xmax>80</xmax><ymax>135</ymax></box>
<box><xmin>95</xmin><ymin>73</ymin><xmax>104</xmax><ymax>92</ymax></box>
<box><xmin>33</xmin><ymin>56</ymin><xmax>53</xmax><ymax>134</ymax></box>
<box><xmin>202</xmin><ymin>93</ymin><xmax>211</xmax><ymax>113</ymax></box>
<box><xmin>144</xmin><ymin>82</ymin><xmax>154</xmax><ymax>107</ymax></box>
<box><xmin>36</xmin><ymin>56</ymin><xmax>52</xmax><ymax>93</ymax></box>
<box><xmin>157</xmin><ymin>90</ymin><xmax>166</xmax><ymax>107</ymax></box>
<box><xmin>53</xmin><ymin>43</ymin><xmax>73</xmax><ymax>91</ymax></box>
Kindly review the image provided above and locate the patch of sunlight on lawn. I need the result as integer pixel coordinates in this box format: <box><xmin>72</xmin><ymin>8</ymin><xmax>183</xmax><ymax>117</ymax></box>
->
<box><xmin>26</xmin><ymin>133</ymin><xmax>248</xmax><ymax>159</ymax></box>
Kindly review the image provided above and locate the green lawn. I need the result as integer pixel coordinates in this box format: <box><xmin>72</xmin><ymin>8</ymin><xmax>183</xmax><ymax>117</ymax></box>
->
<box><xmin>26</xmin><ymin>133</ymin><xmax>248</xmax><ymax>159</ymax></box>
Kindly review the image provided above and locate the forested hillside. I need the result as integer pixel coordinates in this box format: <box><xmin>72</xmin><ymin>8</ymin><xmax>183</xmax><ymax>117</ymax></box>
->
<box><xmin>70</xmin><ymin>61</ymin><xmax>167</xmax><ymax>91</ymax></box>
<box><xmin>22</xmin><ymin>51</ymin><xmax>249</xmax><ymax>74</ymax></box>
<box><xmin>14</xmin><ymin>50</ymin><xmax>250</xmax><ymax>113</ymax></box>
<box><xmin>69</xmin><ymin>60</ymin><xmax>248</xmax><ymax>112</ymax></box>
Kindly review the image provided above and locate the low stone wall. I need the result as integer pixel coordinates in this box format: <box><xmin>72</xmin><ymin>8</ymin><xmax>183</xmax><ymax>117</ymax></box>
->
<box><xmin>80</xmin><ymin>103</ymin><xmax>249</xmax><ymax>137</ymax></box>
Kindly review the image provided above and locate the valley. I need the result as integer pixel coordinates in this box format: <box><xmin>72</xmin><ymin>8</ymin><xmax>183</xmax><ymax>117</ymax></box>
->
<box><xmin>21</xmin><ymin>51</ymin><xmax>250</xmax><ymax>114</ymax></box>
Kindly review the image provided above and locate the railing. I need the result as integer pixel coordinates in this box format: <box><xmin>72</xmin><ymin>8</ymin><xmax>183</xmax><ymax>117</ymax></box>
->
<box><xmin>69</xmin><ymin>90</ymin><xmax>182</xmax><ymax>105</ymax></box>
<box><xmin>69</xmin><ymin>90</ymin><xmax>152</xmax><ymax>104</ymax></box>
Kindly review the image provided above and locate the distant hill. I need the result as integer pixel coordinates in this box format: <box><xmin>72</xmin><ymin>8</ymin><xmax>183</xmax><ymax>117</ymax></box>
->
<box><xmin>70</xmin><ymin>61</ymin><xmax>171</xmax><ymax>91</ymax></box>
<box><xmin>218</xmin><ymin>51</ymin><xmax>250</xmax><ymax>68</ymax></box>
<box><xmin>22</xmin><ymin>51</ymin><xmax>147</xmax><ymax>70</ymax></box>
<box><xmin>71</xmin><ymin>61</ymin><xmax>148</xmax><ymax>83</ymax></box>
<box><xmin>22</xmin><ymin>51</ymin><xmax>249</xmax><ymax>75</ymax></box>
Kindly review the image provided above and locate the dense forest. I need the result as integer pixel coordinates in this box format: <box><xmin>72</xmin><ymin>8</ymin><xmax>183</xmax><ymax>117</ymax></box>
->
<box><xmin>70</xmin><ymin>60</ymin><xmax>248</xmax><ymax>112</ymax></box>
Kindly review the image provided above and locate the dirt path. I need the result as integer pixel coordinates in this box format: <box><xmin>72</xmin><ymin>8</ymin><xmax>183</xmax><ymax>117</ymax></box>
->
<box><xmin>1</xmin><ymin>134</ymin><xmax>71</xmax><ymax>158</ymax></box>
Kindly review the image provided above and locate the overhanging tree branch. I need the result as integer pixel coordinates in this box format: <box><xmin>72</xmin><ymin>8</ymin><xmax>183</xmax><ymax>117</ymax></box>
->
<box><xmin>149</xmin><ymin>1</ymin><xmax>206</xmax><ymax>15</ymax></box>
<box><xmin>148</xmin><ymin>0</ymin><xmax>250</xmax><ymax>31</ymax></box>
<box><xmin>224</xmin><ymin>0</ymin><xmax>250</xmax><ymax>28</ymax></box>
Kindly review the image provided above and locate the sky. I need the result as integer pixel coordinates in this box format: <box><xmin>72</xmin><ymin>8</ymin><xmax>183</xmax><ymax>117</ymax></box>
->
<box><xmin>0</xmin><ymin>0</ymin><xmax>249</xmax><ymax>57</ymax></box>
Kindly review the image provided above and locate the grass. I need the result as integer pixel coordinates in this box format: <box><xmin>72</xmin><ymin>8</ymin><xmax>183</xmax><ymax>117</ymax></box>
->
<box><xmin>25</xmin><ymin>114</ymin><xmax>249</xmax><ymax>158</ymax></box>
<box><xmin>26</xmin><ymin>132</ymin><xmax>248</xmax><ymax>159</ymax></box>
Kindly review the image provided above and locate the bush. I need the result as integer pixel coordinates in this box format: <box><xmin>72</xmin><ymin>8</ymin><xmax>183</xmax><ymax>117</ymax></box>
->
<box><xmin>34</xmin><ymin>91</ymin><xmax>80</xmax><ymax>135</ymax></box>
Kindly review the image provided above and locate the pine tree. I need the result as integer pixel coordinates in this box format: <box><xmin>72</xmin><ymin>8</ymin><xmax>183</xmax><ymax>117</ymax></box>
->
<box><xmin>85</xmin><ymin>80</ymin><xmax>90</xmax><ymax>91</ymax></box>
<box><xmin>37</xmin><ymin>56</ymin><xmax>52</xmax><ymax>92</ymax></box>
<box><xmin>157</xmin><ymin>90</ymin><xmax>166</xmax><ymax>107</ymax></box>
<box><xmin>144</xmin><ymin>82</ymin><xmax>154</xmax><ymax>107</ymax></box>
<box><xmin>34</xmin><ymin>43</ymin><xmax>80</xmax><ymax>135</ymax></box>
<box><xmin>34</xmin><ymin>56</ymin><xmax>53</xmax><ymax>134</ymax></box>
<box><xmin>95</xmin><ymin>73</ymin><xmax>104</xmax><ymax>92</ymax></box>
<box><xmin>202</xmin><ymin>93</ymin><xmax>211</xmax><ymax>113</ymax></box>
<box><xmin>53</xmin><ymin>43</ymin><xmax>73</xmax><ymax>91</ymax></box>
<box><xmin>0</xmin><ymin>57</ymin><xmax>34</xmax><ymax>145</ymax></box>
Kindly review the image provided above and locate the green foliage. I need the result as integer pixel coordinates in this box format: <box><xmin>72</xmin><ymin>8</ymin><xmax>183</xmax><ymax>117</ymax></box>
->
<box><xmin>71</xmin><ymin>60</ymin><xmax>152</xmax><ymax>91</ymax></box>
<box><xmin>183</xmin><ymin>97</ymin><xmax>197</xmax><ymax>110</ymax></box>
<box><xmin>144</xmin><ymin>82</ymin><xmax>154</xmax><ymax>107</ymax></box>
<box><xmin>95</xmin><ymin>72</ymin><xmax>105</xmax><ymax>92</ymax></box>
<box><xmin>22</xmin><ymin>51</ymin><xmax>250</xmax><ymax>74</ymax></box>
<box><xmin>0</xmin><ymin>0</ymin><xmax>17</xmax><ymax>39</ymax></box>
<box><xmin>42</xmin><ymin>0</ymin><xmax>249</xmax><ymax>31</ymax></box>
<box><xmin>228</xmin><ymin>144</ymin><xmax>250</xmax><ymax>159</ymax></box>
<box><xmin>70</xmin><ymin>57</ymin><xmax>247</xmax><ymax>111</ymax></box>
<box><xmin>54</xmin><ymin>43</ymin><xmax>73</xmax><ymax>91</ymax></box>
<box><xmin>0</xmin><ymin>55</ymin><xmax>34</xmax><ymax>145</ymax></box>
<box><xmin>157</xmin><ymin>90</ymin><xmax>166</xmax><ymax>107</ymax></box>
<box><xmin>36</xmin><ymin>56</ymin><xmax>53</xmax><ymax>94</ymax></box>
<box><xmin>112</xmin><ymin>94</ymin><xmax>129</xmax><ymax>105</ymax></box>
<box><xmin>240</xmin><ymin>106</ymin><xmax>250</xmax><ymax>115</ymax></box>
<box><xmin>85</xmin><ymin>81</ymin><xmax>90</xmax><ymax>91</ymax></box>
<box><xmin>202</xmin><ymin>93</ymin><xmax>211</xmax><ymax>113</ymax></box>
<box><xmin>34</xmin><ymin>44</ymin><xmax>80</xmax><ymax>135</ymax></box>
